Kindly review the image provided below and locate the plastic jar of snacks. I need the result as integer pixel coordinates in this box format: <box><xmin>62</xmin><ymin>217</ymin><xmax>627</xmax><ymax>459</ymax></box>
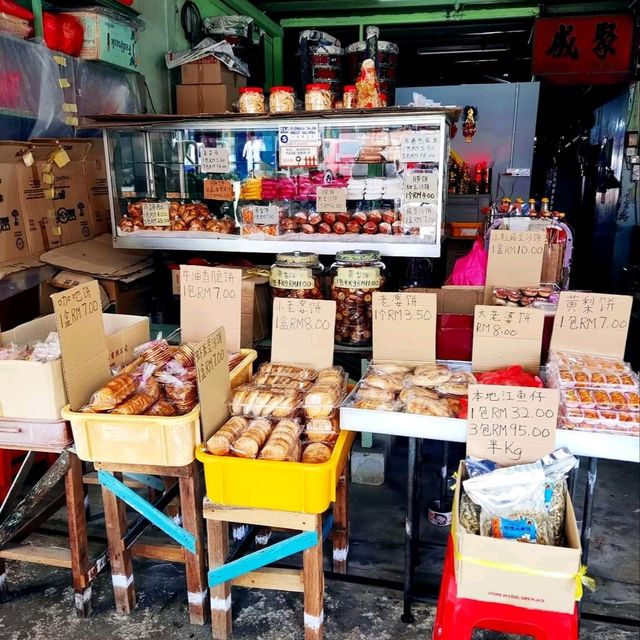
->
<box><xmin>305</xmin><ymin>83</ymin><xmax>332</xmax><ymax>111</ymax></box>
<box><xmin>270</xmin><ymin>251</ymin><xmax>324</xmax><ymax>300</ymax></box>
<box><xmin>269</xmin><ymin>86</ymin><xmax>295</xmax><ymax>113</ymax></box>
<box><xmin>330</xmin><ymin>250</ymin><xmax>385</xmax><ymax>346</ymax></box>
<box><xmin>343</xmin><ymin>85</ymin><xmax>356</xmax><ymax>109</ymax></box>
<box><xmin>239</xmin><ymin>87</ymin><xmax>265</xmax><ymax>113</ymax></box>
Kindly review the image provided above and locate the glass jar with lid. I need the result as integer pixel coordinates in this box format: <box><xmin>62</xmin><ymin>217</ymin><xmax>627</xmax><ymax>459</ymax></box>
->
<box><xmin>343</xmin><ymin>85</ymin><xmax>356</xmax><ymax>109</ymax></box>
<box><xmin>305</xmin><ymin>83</ymin><xmax>332</xmax><ymax>111</ymax></box>
<box><xmin>239</xmin><ymin>87</ymin><xmax>265</xmax><ymax>113</ymax></box>
<box><xmin>270</xmin><ymin>252</ymin><xmax>324</xmax><ymax>300</ymax></box>
<box><xmin>269</xmin><ymin>86</ymin><xmax>295</xmax><ymax>113</ymax></box>
<box><xmin>330</xmin><ymin>250</ymin><xmax>385</xmax><ymax>346</ymax></box>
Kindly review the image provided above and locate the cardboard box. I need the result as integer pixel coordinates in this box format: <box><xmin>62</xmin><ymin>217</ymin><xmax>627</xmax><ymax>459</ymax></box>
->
<box><xmin>0</xmin><ymin>313</ymin><xmax>149</xmax><ymax>420</ymax></box>
<box><xmin>0</xmin><ymin>142</ymin><xmax>31</xmax><ymax>262</ymax></box>
<box><xmin>181</xmin><ymin>56</ymin><xmax>247</xmax><ymax>88</ymax></box>
<box><xmin>407</xmin><ymin>286</ymin><xmax>485</xmax><ymax>315</ymax></box>
<box><xmin>452</xmin><ymin>461</ymin><xmax>581</xmax><ymax>613</ymax></box>
<box><xmin>16</xmin><ymin>141</ymin><xmax>95</xmax><ymax>253</ymax></box>
<box><xmin>176</xmin><ymin>84</ymin><xmax>239</xmax><ymax>115</ymax></box>
<box><xmin>63</xmin><ymin>9</ymin><xmax>139</xmax><ymax>71</ymax></box>
<box><xmin>84</xmin><ymin>139</ymin><xmax>112</xmax><ymax>235</ymax></box>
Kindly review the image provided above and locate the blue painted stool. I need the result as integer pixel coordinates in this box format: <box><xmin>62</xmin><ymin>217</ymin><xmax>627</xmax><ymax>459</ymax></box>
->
<box><xmin>96</xmin><ymin>460</ymin><xmax>207</xmax><ymax>625</ymax></box>
<box><xmin>204</xmin><ymin>470</ymin><xmax>349</xmax><ymax>640</ymax></box>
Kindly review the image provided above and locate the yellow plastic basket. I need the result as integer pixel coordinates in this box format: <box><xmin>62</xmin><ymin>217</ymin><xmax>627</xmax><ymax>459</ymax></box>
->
<box><xmin>196</xmin><ymin>429</ymin><xmax>355</xmax><ymax>514</ymax></box>
<box><xmin>63</xmin><ymin>349</ymin><xmax>257</xmax><ymax>467</ymax></box>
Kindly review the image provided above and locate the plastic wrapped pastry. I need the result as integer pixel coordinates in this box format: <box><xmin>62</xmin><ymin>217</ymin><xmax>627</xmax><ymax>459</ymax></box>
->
<box><xmin>85</xmin><ymin>373</ymin><xmax>137</xmax><ymax>411</ymax></box>
<box><xmin>112</xmin><ymin>392</ymin><xmax>156</xmax><ymax>415</ymax></box>
<box><xmin>145</xmin><ymin>400</ymin><xmax>177</xmax><ymax>417</ymax></box>
<box><xmin>302</xmin><ymin>442</ymin><xmax>332</xmax><ymax>464</ymax></box>
<box><xmin>259</xmin><ymin>419</ymin><xmax>301</xmax><ymax>461</ymax></box>
<box><xmin>232</xmin><ymin>418</ymin><xmax>274</xmax><ymax>458</ymax></box>
<box><xmin>206</xmin><ymin>416</ymin><xmax>249</xmax><ymax>456</ymax></box>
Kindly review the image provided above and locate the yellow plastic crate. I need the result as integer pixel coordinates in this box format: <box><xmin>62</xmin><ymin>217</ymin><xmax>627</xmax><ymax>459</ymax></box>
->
<box><xmin>196</xmin><ymin>429</ymin><xmax>355</xmax><ymax>514</ymax></box>
<box><xmin>63</xmin><ymin>349</ymin><xmax>257</xmax><ymax>467</ymax></box>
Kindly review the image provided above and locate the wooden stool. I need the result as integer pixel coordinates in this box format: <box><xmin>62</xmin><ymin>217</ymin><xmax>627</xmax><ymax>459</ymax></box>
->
<box><xmin>0</xmin><ymin>449</ymin><xmax>102</xmax><ymax>617</ymax></box>
<box><xmin>205</xmin><ymin>470</ymin><xmax>349</xmax><ymax>640</ymax></box>
<box><xmin>95</xmin><ymin>460</ymin><xmax>208</xmax><ymax>625</ymax></box>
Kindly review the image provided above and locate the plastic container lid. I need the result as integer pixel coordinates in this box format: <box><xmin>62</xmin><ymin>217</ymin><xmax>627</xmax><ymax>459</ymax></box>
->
<box><xmin>343</xmin><ymin>85</ymin><xmax>356</xmax><ymax>92</ymax></box>
<box><xmin>306</xmin><ymin>83</ymin><xmax>331</xmax><ymax>91</ymax></box>
<box><xmin>335</xmin><ymin>249</ymin><xmax>381</xmax><ymax>263</ymax></box>
<box><xmin>240</xmin><ymin>87</ymin><xmax>264</xmax><ymax>94</ymax></box>
<box><xmin>271</xmin><ymin>86</ymin><xmax>295</xmax><ymax>93</ymax></box>
<box><xmin>276</xmin><ymin>251</ymin><xmax>320</xmax><ymax>267</ymax></box>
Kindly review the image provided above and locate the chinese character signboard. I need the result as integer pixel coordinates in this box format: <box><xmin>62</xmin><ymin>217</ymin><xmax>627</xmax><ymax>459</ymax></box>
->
<box><xmin>532</xmin><ymin>15</ymin><xmax>634</xmax><ymax>84</ymax></box>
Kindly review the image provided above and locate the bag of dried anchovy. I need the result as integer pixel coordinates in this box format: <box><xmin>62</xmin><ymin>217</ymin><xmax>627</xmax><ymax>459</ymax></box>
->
<box><xmin>463</xmin><ymin>461</ymin><xmax>547</xmax><ymax>544</ymax></box>
<box><xmin>540</xmin><ymin>448</ymin><xmax>577</xmax><ymax>547</ymax></box>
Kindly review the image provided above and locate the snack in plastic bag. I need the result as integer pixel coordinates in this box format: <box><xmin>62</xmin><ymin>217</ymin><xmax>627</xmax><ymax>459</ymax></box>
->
<box><xmin>257</xmin><ymin>362</ymin><xmax>318</xmax><ymax>381</ymax></box>
<box><xmin>463</xmin><ymin>461</ymin><xmax>547</xmax><ymax>544</ymax></box>
<box><xmin>302</xmin><ymin>442</ymin><xmax>332</xmax><ymax>464</ymax></box>
<box><xmin>540</xmin><ymin>448</ymin><xmax>577</xmax><ymax>546</ymax></box>
<box><xmin>476</xmin><ymin>365</ymin><xmax>544</xmax><ymax>388</ymax></box>
<box><xmin>446</xmin><ymin>237</ymin><xmax>487</xmax><ymax>286</ymax></box>
<box><xmin>145</xmin><ymin>400</ymin><xmax>176</xmax><ymax>417</ymax></box>
<box><xmin>259</xmin><ymin>418</ymin><xmax>302</xmax><ymax>461</ymax></box>
<box><xmin>156</xmin><ymin>371</ymin><xmax>198</xmax><ymax>415</ymax></box>
<box><xmin>84</xmin><ymin>373</ymin><xmax>137</xmax><ymax>412</ymax></box>
<box><xmin>29</xmin><ymin>332</ymin><xmax>61</xmax><ymax>362</ymax></box>
<box><xmin>232</xmin><ymin>418</ymin><xmax>274</xmax><ymax>458</ymax></box>
<box><xmin>206</xmin><ymin>416</ymin><xmax>249</xmax><ymax>455</ymax></box>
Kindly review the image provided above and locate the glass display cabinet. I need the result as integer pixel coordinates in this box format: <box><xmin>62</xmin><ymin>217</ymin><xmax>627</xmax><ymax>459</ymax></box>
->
<box><xmin>101</xmin><ymin>109</ymin><xmax>455</xmax><ymax>257</ymax></box>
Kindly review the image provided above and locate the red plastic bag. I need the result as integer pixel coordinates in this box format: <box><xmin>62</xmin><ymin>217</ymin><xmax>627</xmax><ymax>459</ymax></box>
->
<box><xmin>476</xmin><ymin>365</ymin><xmax>544</xmax><ymax>388</ymax></box>
<box><xmin>446</xmin><ymin>237</ymin><xmax>487</xmax><ymax>286</ymax></box>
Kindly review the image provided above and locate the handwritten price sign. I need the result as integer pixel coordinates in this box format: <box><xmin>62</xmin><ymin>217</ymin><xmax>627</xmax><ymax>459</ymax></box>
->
<box><xmin>401</xmin><ymin>132</ymin><xmax>440</xmax><ymax>163</ymax></box>
<box><xmin>316</xmin><ymin>187</ymin><xmax>347</xmax><ymax>213</ymax></box>
<box><xmin>402</xmin><ymin>204</ymin><xmax>437</xmax><ymax>227</ymax></box>
<box><xmin>467</xmin><ymin>384</ymin><xmax>559</xmax><ymax>465</ymax></box>
<box><xmin>201</xmin><ymin>147</ymin><xmax>230</xmax><ymax>174</ymax></box>
<box><xmin>203</xmin><ymin>179</ymin><xmax>234</xmax><ymax>201</ymax></box>
<box><xmin>253</xmin><ymin>205</ymin><xmax>279</xmax><ymax>225</ymax></box>
<box><xmin>141</xmin><ymin>202</ymin><xmax>170</xmax><ymax>226</ymax></box>
<box><xmin>403</xmin><ymin>172</ymin><xmax>438</xmax><ymax>203</ymax></box>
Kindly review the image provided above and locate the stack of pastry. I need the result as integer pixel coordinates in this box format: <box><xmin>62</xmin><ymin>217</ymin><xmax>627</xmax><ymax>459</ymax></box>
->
<box><xmin>352</xmin><ymin>362</ymin><xmax>475</xmax><ymax>418</ymax></box>
<box><xmin>207</xmin><ymin>362</ymin><xmax>347</xmax><ymax>463</ymax></box>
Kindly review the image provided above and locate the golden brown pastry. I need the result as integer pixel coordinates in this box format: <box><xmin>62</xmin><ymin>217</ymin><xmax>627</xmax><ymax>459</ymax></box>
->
<box><xmin>86</xmin><ymin>373</ymin><xmax>137</xmax><ymax>411</ymax></box>
<box><xmin>206</xmin><ymin>416</ymin><xmax>249</xmax><ymax>455</ymax></box>
<box><xmin>112</xmin><ymin>392</ymin><xmax>156</xmax><ymax>415</ymax></box>
<box><xmin>405</xmin><ymin>397</ymin><xmax>453</xmax><ymax>417</ymax></box>
<box><xmin>145</xmin><ymin>400</ymin><xmax>176</xmax><ymax>416</ymax></box>
<box><xmin>233</xmin><ymin>418</ymin><xmax>273</xmax><ymax>458</ymax></box>
<box><xmin>302</xmin><ymin>443</ymin><xmax>332</xmax><ymax>464</ymax></box>
<box><xmin>362</xmin><ymin>373</ymin><xmax>406</xmax><ymax>392</ymax></box>
<box><xmin>305</xmin><ymin>415</ymin><xmax>340</xmax><ymax>443</ymax></box>
<box><xmin>304</xmin><ymin>386</ymin><xmax>340</xmax><ymax>419</ymax></box>
<box><xmin>411</xmin><ymin>365</ymin><xmax>452</xmax><ymax>388</ymax></box>
<box><xmin>449</xmin><ymin>371</ymin><xmax>477</xmax><ymax>384</ymax></box>
<box><xmin>356</xmin><ymin>386</ymin><xmax>396</xmax><ymax>402</ymax></box>
<box><xmin>316</xmin><ymin>366</ymin><xmax>345</xmax><ymax>387</ymax></box>
<box><xmin>371</xmin><ymin>363</ymin><xmax>413</xmax><ymax>375</ymax></box>
<box><xmin>353</xmin><ymin>398</ymin><xmax>398</xmax><ymax>411</ymax></box>
<box><xmin>257</xmin><ymin>363</ymin><xmax>318</xmax><ymax>381</ymax></box>
<box><xmin>259</xmin><ymin>419</ymin><xmax>300</xmax><ymax>460</ymax></box>
<box><xmin>435</xmin><ymin>381</ymin><xmax>469</xmax><ymax>396</ymax></box>
<box><xmin>399</xmin><ymin>386</ymin><xmax>439</xmax><ymax>404</ymax></box>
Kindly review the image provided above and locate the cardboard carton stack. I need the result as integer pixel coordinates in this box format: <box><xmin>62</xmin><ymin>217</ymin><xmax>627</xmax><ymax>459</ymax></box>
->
<box><xmin>176</xmin><ymin>56</ymin><xmax>247</xmax><ymax>115</ymax></box>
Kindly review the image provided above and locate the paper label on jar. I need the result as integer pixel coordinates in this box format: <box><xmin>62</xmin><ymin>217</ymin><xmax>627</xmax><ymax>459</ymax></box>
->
<box><xmin>334</xmin><ymin>267</ymin><xmax>381</xmax><ymax>289</ymax></box>
<box><xmin>270</xmin><ymin>267</ymin><xmax>314</xmax><ymax>290</ymax></box>
<box><xmin>253</xmin><ymin>205</ymin><xmax>279</xmax><ymax>225</ymax></box>
<box><xmin>141</xmin><ymin>202</ymin><xmax>170</xmax><ymax>226</ymax></box>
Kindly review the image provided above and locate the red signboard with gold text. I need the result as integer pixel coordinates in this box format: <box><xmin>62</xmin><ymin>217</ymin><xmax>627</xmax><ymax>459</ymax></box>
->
<box><xmin>533</xmin><ymin>15</ymin><xmax>634</xmax><ymax>84</ymax></box>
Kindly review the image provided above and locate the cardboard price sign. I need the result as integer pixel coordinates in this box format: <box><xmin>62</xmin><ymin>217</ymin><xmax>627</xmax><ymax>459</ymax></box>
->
<box><xmin>484</xmin><ymin>230</ymin><xmax>546</xmax><ymax>303</ymax></box>
<box><xmin>467</xmin><ymin>384</ymin><xmax>559</xmax><ymax>465</ymax></box>
<box><xmin>253</xmin><ymin>205</ymin><xmax>279</xmax><ymax>225</ymax></box>
<box><xmin>51</xmin><ymin>280</ymin><xmax>110</xmax><ymax>411</ymax></box>
<box><xmin>401</xmin><ymin>132</ymin><xmax>440</xmax><ymax>163</ymax></box>
<box><xmin>403</xmin><ymin>172</ymin><xmax>438</xmax><ymax>203</ymax></box>
<box><xmin>201</xmin><ymin>147</ymin><xmax>230</xmax><ymax>174</ymax></box>
<box><xmin>271</xmin><ymin>298</ymin><xmax>336</xmax><ymax>370</ymax></box>
<box><xmin>203</xmin><ymin>179</ymin><xmax>234</xmax><ymax>201</ymax></box>
<box><xmin>551</xmin><ymin>291</ymin><xmax>633</xmax><ymax>359</ymax></box>
<box><xmin>141</xmin><ymin>202</ymin><xmax>170</xmax><ymax>226</ymax></box>
<box><xmin>194</xmin><ymin>327</ymin><xmax>231</xmax><ymax>440</ymax></box>
<box><xmin>402</xmin><ymin>204</ymin><xmax>438</xmax><ymax>227</ymax></box>
<box><xmin>316</xmin><ymin>187</ymin><xmax>347</xmax><ymax>213</ymax></box>
<box><xmin>373</xmin><ymin>291</ymin><xmax>437</xmax><ymax>363</ymax></box>
<box><xmin>180</xmin><ymin>265</ymin><xmax>242</xmax><ymax>351</ymax></box>
<box><xmin>472</xmin><ymin>305</ymin><xmax>545</xmax><ymax>373</ymax></box>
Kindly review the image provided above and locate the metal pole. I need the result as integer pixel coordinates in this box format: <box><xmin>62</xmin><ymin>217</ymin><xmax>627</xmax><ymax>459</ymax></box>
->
<box><xmin>439</xmin><ymin>442</ymin><xmax>449</xmax><ymax>503</ymax></box>
<box><xmin>580</xmin><ymin>457</ymin><xmax>599</xmax><ymax>565</ymax></box>
<box><xmin>402</xmin><ymin>437</ymin><xmax>420</xmax><ymax>623</ymax></box>
<box><xmin>568</xmin><ymin>456</ymin><xmax>580</xmax><ymax>503</ymax></box>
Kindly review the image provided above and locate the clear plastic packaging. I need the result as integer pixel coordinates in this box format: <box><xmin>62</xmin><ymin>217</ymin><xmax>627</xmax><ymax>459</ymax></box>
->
<box><xmin>206</xmin><ymin>415</ymin><xmax>250</xmax><ymax>455</ymax></box>
<box><xmin>302</xmin><ymin>441</ymin><xmax>333</xmax><ymax>464</ymax></box>
<box><xmin>29</xmin><ymin>332</ymin><xmax>61</xmax><ymax>363</ymax></box>
<box><xmin>230</xmin><ymin>384</ymin><xmax>302</xmax><ymax>418</ymax></box>
<box><xmin>463</xmin><ymin>461</ymin><xmax>548</xmax><ymax>544</ymax></box>
<box><xmin>231</xmin><ymin>418</ymin><xmax>274</xmax><ymax>458</ymax></box>
<box><xmin>305</xmin><ymin>413</ymin><xmax>340</xmax><ymax>444</ymax></box>
<box><xmin>239</xmin><ymin>87</ymin><xmax>265</xmax><ymax>113</ymax></box>
<box><xmin>541</xmin><ymin>448</ymin><xmax>577</xmax><ymax>546</ymax></box>
<box><xmin>256</xmin><ymin>362</ymin><xmax>318</xmax><ymax>381</ymax></box>
<box><xmin>491</xmin><ymin>285</ymin><xmax>559</xmax><ymax>308</ymax></box>
<box><xmin>84</xmin><ymin>373</ymin><xmax>137</xmax><ymax>412</ymax></box>
<box><xmin>156</xmin><ymin>371</ymin><xmax>198</xmax><ymax>415</ymax></box>
<box><xmin>259</xmin><ymin>418</ymin><xmax>303</xmax><ymax>461</ymax></box>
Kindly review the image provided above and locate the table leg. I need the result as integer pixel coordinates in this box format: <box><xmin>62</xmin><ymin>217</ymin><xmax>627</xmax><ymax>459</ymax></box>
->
<box><xmin>179</xmin><ymin>463</ymin><xmax>207</xmax><ymax>625</ymax></box>
<box><xmin>207</xmin><ymin>519</ymin><xmax>232</xmax><ymax>640</ymax></box>
<box><xmin>402</xmin><ymin>437</ymin><xmax>420</xmax><ymax>623</ymax></box>
<box><xmin>101</xmin><ymin>475</ymin><xmax>135</xmax><ymax>614</ymax></box>
<box><xmin>332</xmin><ymin>469</ymin><xmax>349</xmax><ymax>574</ymax></box>
<box><xmin>580</xmin><ymin>457</ymin><xmax>598</xmax><ymax>565</ymax></box>
<box><xmin>303</xmin><ymin>515</ymin><xmax>324</xmax><ymax>640</ymax></box>
<box><xmin>65</xmin><ymin>452</ymin><xmax>92</xmax><ymax>618</ymax></box>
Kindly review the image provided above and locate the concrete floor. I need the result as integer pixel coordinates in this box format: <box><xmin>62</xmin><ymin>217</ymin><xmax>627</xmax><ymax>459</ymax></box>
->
<box><xmin>0</xmin><ymin>440</ymin><xmax>638</xmax><ymax>639</ymax></box>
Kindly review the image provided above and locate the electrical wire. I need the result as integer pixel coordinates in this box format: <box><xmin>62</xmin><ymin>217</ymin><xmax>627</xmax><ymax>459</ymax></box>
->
<box><xmin>181</xmin><ymin>0</ymin><xmax>203</xmax><ymax>48</ymax></box>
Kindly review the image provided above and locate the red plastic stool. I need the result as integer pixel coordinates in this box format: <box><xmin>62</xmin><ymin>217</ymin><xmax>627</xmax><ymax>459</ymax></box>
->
<box><xmin>433</xmin><ymin>536</ymin><xmax>579</xmax><ymax>640</ymax></box>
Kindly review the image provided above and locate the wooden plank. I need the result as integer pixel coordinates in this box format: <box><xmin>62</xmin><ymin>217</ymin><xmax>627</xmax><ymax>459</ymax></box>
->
<box><xmin>207</xmin><ymin>519</ymin><xmax>232</xmax><ymax>640</ymax></box>
<box><xmin>203</xmin><ymin>500</ymin><xmax>316</xmax><ymax>531</ymax></box>
<box><xmin>94</xmin><ymin>462</ymin><xmax>190</xmax><ymax>478</ymax></box>
<box><xmin>0</xmin><ymin>543</ymin><xmax>72</xmax><ymax>568</ymax></box>
<box><xmin>131</xmin><ymin>543</ymin><xmax>185</xmax><ymax>563</ymax></box>
<box><xmin>179</xmin><ymin>463</ymin><xmax>208</xmax><ymax>625</ymax></box>
<box><xmin>332</xmin><ymin>470</ymin><xmax>349</xmax><ymax>575</ymax></box>
<box><xmin>84</xmin><ymin>472</ymin><xmax>148</xmax><ymax>489</ymax></box>
<box><xmin>232</xmin><ymin>567</ymin><xmax>304</xmax><ymax>592</ymax></box>
<box><xmin>303</xmin><ymin>515</ymin><xmax>324</xmax><ymax>640</ymax></box>
<box><xmin>65</xmin><ymin>453</ymin><xmax>92</xmax><ymax>617</ymax></box>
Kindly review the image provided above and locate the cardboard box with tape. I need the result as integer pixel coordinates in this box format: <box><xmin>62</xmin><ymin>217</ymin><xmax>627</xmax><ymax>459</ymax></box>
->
<box><xmin>0</xmin><ymin>142</ymin><xmax>31</xmax><ymax>263</ymax></box>
<box><xmin>180</xmin><ymin>55</ymin><xmax>248</xmax><ymax>88</ymax></box>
